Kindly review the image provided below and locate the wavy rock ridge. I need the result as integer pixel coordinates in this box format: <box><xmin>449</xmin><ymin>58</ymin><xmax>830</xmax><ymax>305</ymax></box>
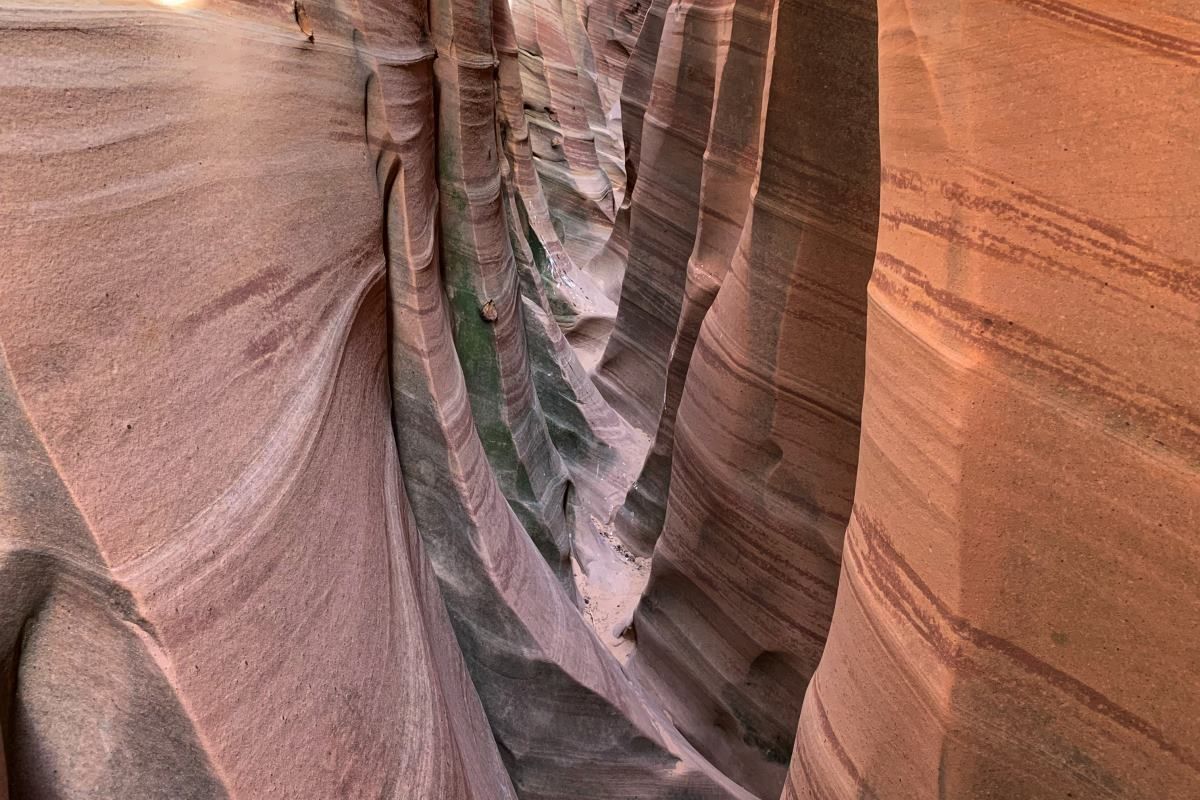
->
<box><xmin>1</xmin><ymin>1</ymin><xmax>1196</xmax><ymax>799</ymax></box>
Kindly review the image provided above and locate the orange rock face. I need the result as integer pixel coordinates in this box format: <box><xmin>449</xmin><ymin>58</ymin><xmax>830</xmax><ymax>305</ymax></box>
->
<box><xmin>628</xmin><ymin>1</ymin><xmax>879</xmax><ymax>795</ymax></box>
<box><xmin>1</xmin><ymin>4</ymin><xmax>513</xmax><ymax>797</ymax></box>
<box><xmin>786</xmin><ymin>3</ymin><xmax>1200</xmax><ymax>798</ymax></box>
<box><xmin>2</xmin><ymin>0</ymin><xmax>1196</xmax><ymax>798</ymax></box>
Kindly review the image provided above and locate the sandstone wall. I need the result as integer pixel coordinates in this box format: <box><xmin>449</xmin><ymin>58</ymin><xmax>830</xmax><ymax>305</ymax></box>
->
<box><xmin>2</xmin><ymin>1</ymin><xmax>1196</xmax><ymax>799</ymax></box>
<box><xmin>785</xmin><ymin>3</ymin><xmax>1200</xmax><ymax>798</ymax></box>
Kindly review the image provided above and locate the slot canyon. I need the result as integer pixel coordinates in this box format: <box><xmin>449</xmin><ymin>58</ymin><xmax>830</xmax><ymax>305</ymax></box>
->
<box><xmin>1</xmin><ymin>0</ymin><xmax>1197</xmax><ymax>798</ymax></box>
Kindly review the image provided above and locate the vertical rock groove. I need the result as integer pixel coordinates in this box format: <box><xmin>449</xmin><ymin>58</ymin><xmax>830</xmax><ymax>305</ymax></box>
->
<box><xmin>626</xmin><ymin>1</ymin><xmax>879</xmax><ymax>795</ymax></box>
<box><xmin>0</xmin><ymin>1</ymin><xmax>1196</xmax><ymax>799</ymax></box>
<box><xmin>786</xmin><ymin>3</ymin><xmax>1200</xmax><ymax>798</ymax></box>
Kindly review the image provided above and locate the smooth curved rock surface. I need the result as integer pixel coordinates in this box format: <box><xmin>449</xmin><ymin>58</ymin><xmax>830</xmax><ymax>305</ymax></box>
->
<box><xmin>613</xmin><ymin>0</ymin><xmax>773</xmax><ymax>554</ymax></box>
<box><xmin>786</xmin><ymin>2</ymin><xmax>1200</xmax><ymax>798</ymax></box>
<box><xmin>591</xmin><ymin>0</ymin><xmax>728</xmax><ymax>436</ymax></box>
<box><xmin>3</xmin><ymin>0</ymin><xmax>1197</xmax><ymax>798</ymax></box>
<box><xmin>1</xmin><ymin>3</ymin><xmax>514</xmax><ymax>796</ymax></box>
<box><xmin>628</xmin><ymin>0</ymin><xmax>879</xmax><ymax>795</ymax></box>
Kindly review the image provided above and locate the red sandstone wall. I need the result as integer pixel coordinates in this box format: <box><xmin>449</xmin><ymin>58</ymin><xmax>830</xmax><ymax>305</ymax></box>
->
<box><xmin>785</xmin><ymin>2</ymin><xmax>1200</xmax><ymax>798</ymax></box>
<box><xmin>1</xmin><ymin>1</ymin><xmax>1196</xmax><ymax>798</ymax></box>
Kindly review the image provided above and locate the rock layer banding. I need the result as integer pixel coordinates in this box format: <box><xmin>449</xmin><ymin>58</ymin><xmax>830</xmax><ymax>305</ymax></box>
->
<box><xmin>1</xmin><ymin>1</ymin><xmax>1196</xmax><ymax>799</ymax></box>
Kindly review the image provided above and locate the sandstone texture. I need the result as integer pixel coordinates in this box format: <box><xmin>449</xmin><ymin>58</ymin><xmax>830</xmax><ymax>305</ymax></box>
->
<box><xmin>786</xmin><ymin>3</ymin><xmax>1200</xmax><ymax>798</ymax></box>
<box><xmin>1</xmin><ymin>0</ymin><xmax>1196</xmax><ymax>799</ymax></box>
<box><xmin>629</xmin><ymin>2</ymin><xmax>879</xmax><ymax>794</ymax></box>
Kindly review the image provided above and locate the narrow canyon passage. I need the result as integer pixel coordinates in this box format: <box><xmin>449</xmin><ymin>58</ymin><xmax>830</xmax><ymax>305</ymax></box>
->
<box><xmin>0</xmin><ymin>1</ymin><xmax>1197</xmax><ymax>799</ymax></box>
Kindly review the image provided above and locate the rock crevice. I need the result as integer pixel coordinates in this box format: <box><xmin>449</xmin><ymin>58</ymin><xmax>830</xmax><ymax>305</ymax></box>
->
<box><xmin>1</xmin><ymin>1</ymin><xmax>1196</xmax><ymax>799</ymax></box>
